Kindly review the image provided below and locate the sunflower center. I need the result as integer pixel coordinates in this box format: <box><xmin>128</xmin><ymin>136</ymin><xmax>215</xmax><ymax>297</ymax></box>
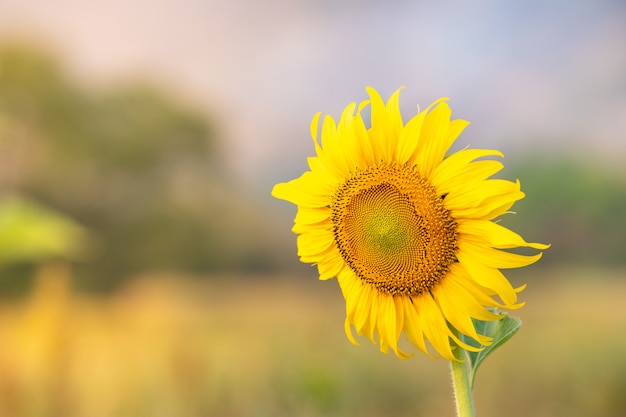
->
<box><xmin>331</xmin><ymin>163</ymin><xmax>458</xmax><ymax>297</ymax></box>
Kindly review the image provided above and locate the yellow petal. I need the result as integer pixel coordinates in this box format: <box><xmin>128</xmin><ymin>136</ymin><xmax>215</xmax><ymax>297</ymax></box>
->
<box><xmin>306</xmin><ymin>156</ymin><xmax>342</xmax><ymax>185</ymax></box>
<box><xmin>341</xmin><ymin>272</ymin><xmax>360</xmax><ymax>321</ymax></box>
<box><xmin>336</xmin><ymin>102</ymin><xmax>368</xmax><ymax>170</ymax></box>
<box><xmin>320</xmin><ymin>115</ymin><xmax>352</xmax><ymax>177</ymax></box>
<box><xmin>272</xmin><ymin>182</ymin><xmax>327</xmax><ymax>208</ymax></box>
<box><xmin>353</xmin><ymin>99</ymin><xmax>377</xmax><ymax>164</ymax></box>
<box><xmin>401</xmin><ymin>297</ymin><xmax>431</xmax><ymax>356</ymax></box>
<box><xmin>434</xmin><ymin>271</ymin><xmax>499</xmax><ymax>346</ymax></box>
<box><xmin>460</xmin><ymin>240</ymin><xmax>544</xmax><ymax>269</ymax></box>
<box><xmin>416</xmin><ymin>294</ymin><xmax>455</xmax><ymax>360</ymax></box>
<box><xmin>366</xmin><ymin>287</ymin><xmax>381</xmax><ymax>342</ymax></box>
<box><xmin>272</xmin><ymin>169</ymin><xmax>336</xmax><ymax>207</ymax></box>
<box><xmin>345</xmin><ymin>318</ymin><xmax>360</xmax><ymax>346</ymax></box>
<box><xmin>431</xmin><ymin>148</ymin><xmax>504</xmax><ymax>193</ymax></box>
<box><xmin>353</xmin><ymin>283</ymin><xmax>375</xmax><ymax>337</ymax></box>
<box><xmin>296</xmin><ymin>232</ymin><xmax>335</xmax><ymax>258</ymax></box>
<box><xmin>377</xmin><ymin>294</ymin><xmax>399</xmax><ymax>355</ymax></box>
<box><xmin>396</xmin><ymin>110</ymin><xmax>426</xmax><ymax>164</ymax></box>
<box><xmin>366</xmin><ymin>87</ymin><xmax>397</xmax><ymax>163</ymax></box>
<box><xmin>310</xmin><ymin>112</ymin><xmax>322</xmax><ymax>154</ymax></box>
<box><xmin>444</xmin><ymin>118</ymin><xmax>470</xmax><ymax>154</ymax></box>
<box><xmin>414</xmin><ymin>101</ymin><xmax>453</xmax><ymax>177</ymax></box>
<box><xmin>445</xmin><ymin>179</ymin><xmax>525</xmax><ymax>219</ymax></box>
<box><xmin>393</xmin><ymin>297</ymin><xmax>411</xmax><ymax>357</ymax></box>
<box><xmin>458</xmin><ymin>219</ymin><xmax>550</xmax><ymax>250</ymax></box>
<box><xmin>448</xmin><ymin>264</ymin><xmax>511</xmax><ymax>309</ymax></box>
<box><xmin>457</xmin><ymin>245</ymin><xmax>523</xmax><ymax>306</ymax></box>
<box><xmin>476</xmin><ymin>198</ymin><xmax>522</xmax><ymax>221</ymax></box>
<box><xmin>384</xmin><ymin>87</ymin><xmax>405</xmax><ymax>161</ymax></box>
<box><xmin>294</xmin><ymin>207</ymin><xmax>330</xmax><ymax>226</ymax></box>
<box><xmin>340</xmin><ymin>271</ymin><xmax>376</xmax><ymax>342</ymax></box>
<box><xmin>316</xmin><ymin>249</ymin><xmax>345</xmax><ymax>280</ymax></box>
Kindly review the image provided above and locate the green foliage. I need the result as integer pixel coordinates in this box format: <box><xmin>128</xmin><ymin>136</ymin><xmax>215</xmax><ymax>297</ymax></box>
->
<box><xmin>0</xmin><ymin>42</ymin><xmax>287</xmax><ymax>291</ymax></box>
<box><xmin>458</xmin><ymin>312</ymin><xmax>522</xmax><ymax>388</ymax></box>
<box><xmin>502</xmin><ymin>156</ymin><xmax>626</xmax><ymax>266</ymax></box>
<box><xmin>0</xmin><ymin>195</ymin><xmax>87</xmax><ymax>264</ymax></box>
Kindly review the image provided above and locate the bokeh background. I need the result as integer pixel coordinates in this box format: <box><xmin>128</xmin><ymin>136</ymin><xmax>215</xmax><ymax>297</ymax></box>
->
<box><xmin>1</xmin><ymin>1</ymin><xmax>625</xmax><ymax>416</ymax></box>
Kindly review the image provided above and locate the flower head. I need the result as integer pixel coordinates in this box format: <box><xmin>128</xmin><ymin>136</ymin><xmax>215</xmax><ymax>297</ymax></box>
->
<box><xmin>272</xmin><ymin>87</ymin><xmax>548</xmax><ymax>360</ymax></box>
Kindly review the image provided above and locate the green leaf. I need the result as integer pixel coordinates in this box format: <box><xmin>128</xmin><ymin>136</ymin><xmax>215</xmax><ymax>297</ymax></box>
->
<box><xmin>459</xmin><ymin>312</ymin><xmax>522</xmax><ymax>388</ymax></box>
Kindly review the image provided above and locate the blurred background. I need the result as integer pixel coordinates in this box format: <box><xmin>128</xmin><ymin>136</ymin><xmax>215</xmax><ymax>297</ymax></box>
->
<box><xmin>0</xmin><ymin>0</ymin><xmax>625</xmax><ymax>416</ymax></box>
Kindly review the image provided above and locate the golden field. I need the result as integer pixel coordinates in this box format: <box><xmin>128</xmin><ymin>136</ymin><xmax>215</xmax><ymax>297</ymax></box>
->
<box><xmin>0</xmin><ymin>264</ymin><xmax>624</xmax><ymax>417</ymax></box>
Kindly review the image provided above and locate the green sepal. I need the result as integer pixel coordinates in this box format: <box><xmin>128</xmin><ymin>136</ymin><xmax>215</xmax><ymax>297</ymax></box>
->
<box><xmin>458</xmin><ymin>311</ymin><xmax>522</xmax><ymax>388</ymax></box>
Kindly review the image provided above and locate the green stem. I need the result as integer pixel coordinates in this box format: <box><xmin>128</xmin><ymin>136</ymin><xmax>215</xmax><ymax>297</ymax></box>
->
<box><xmin>449</xmin><ymin>347</ymin><xmax>476</xmax><ymax>417</ymax></box>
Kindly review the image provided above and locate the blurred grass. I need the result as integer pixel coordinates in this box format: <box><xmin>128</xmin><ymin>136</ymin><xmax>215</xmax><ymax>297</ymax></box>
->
<box><xmin>0</xmin><ymin>266</ymin><xmax>624</xmax><ymax>417</ymax></box>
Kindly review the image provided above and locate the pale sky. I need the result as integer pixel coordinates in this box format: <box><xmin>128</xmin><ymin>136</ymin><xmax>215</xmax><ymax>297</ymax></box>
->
<box><xmin>1</xmin><ymin>0</ymin><xmax>625</xmax><ymax>189</ymax></box>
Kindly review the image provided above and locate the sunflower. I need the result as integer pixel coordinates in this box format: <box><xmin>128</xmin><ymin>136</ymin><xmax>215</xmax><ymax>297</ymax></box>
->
<box><xmin>272</xmin><ymin>87</ymin><xmax>548</xmax><ymax>360</ymax></box>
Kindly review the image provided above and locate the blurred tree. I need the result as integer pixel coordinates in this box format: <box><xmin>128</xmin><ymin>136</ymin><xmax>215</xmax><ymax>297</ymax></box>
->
<box><xmin>0</xmin><ymin>42</ymin><xmax>290</xmax><ymax>292</ymax></box>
